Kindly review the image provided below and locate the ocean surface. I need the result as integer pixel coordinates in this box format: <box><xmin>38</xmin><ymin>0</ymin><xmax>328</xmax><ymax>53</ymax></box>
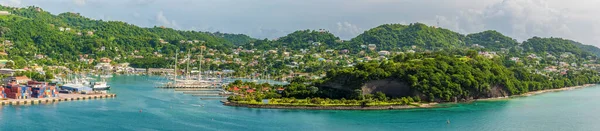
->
<box><xmin>2</xmin><ymin>75</ymin><xmax>600</xmax><ymax>131</ymax></box>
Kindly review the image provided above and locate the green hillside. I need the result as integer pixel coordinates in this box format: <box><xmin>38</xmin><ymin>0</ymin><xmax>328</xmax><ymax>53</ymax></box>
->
<box><xmin>351</xmin><ymin>23</ymin><xmax>466</xmax><ymax>50</ymax></box>
<box><xmin>466</xmin><ymin>30</ymin><xmax>519</xmax><ymax>50</ymax></box>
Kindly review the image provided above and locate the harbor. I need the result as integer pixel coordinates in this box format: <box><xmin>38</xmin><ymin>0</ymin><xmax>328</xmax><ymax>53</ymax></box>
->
<box><xmin>155</xmin><ymin>49</ymin><xmax>232</xmax><ymax>100</ymax></box>
<box><xmin>0</xmin><ymin>73</ymin><xmax>115</xmax><ymax>106</ymax></box>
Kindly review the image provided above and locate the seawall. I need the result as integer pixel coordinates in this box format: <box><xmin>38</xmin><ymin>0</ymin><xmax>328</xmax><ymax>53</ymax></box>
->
<box><xmin>1</xmin><ymin>94</ymin><xmax>117</xmax><ymax>106</ymax></box>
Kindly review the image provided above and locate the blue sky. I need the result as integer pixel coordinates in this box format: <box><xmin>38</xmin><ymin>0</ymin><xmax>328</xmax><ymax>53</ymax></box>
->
<box><xmin>1</xmin><ymin>0</ymin><xmax>599</xmax><ymax>46</ymax></box>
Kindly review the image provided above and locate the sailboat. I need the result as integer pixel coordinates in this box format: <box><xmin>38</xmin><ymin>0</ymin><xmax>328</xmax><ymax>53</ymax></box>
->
<box><xmin>166</xmin><ymin>48</ymin><xmax>213</xmax><ymax>87</ymax></box>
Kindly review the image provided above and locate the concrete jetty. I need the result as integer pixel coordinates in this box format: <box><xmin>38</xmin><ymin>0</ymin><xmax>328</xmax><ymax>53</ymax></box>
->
<box><xmin>173</xmin><ymin>89</ymin><xmax>222</xmax><ymax>91</ymax></box>
<box><xmin>156</xmin><ymin>85</ymin><xmax>221</xmax><ymax>89</ymax></box>
<box><xmin>0</xmin><ymin>93</ymin><xmax>116</xmax><ymax>106</ymax></box>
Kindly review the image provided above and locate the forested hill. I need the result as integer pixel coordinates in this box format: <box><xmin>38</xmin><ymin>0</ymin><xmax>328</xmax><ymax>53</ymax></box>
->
<box><xmin>350</xmin><ymin>23</ymin><xmax>466</xmax><ymax>50</ymax></box>
<box><xmin>0</xmin><ymin>6</ymin><xmax>243</xmax><ymax>67</ymax></box>
<box><xmin>248</xmin><ymin>29</ymin><xmax>342</xmax><ymax>51</ymax></box>
<box><xmin>522</xmin><ymin>37</ymin><xmax>594</xmax><ymax>58</ymax></box>
<box><xmin>465</xmin><ymin>30</ymin><xmax>519</xmax><ymax>50</ymax></box>
<box><xmin>571</xmin><ymin>40</ymin><xmax>600</xmax><ymax>57</ymax></box>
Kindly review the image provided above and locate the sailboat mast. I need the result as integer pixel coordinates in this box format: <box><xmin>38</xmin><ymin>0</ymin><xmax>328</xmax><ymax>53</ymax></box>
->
<box><xmin>186</xmin><ymin>51</ymin><xmax>191</xmax><ymax>80</ymax></box>
<box><xmin>174</xmin><ymin>50</ymin><xmax>178</xmax><ymax>84</ymax></box>
<box><xmin>198</xmin><ymin>45</ymin><xmax>203</xmax><ymax>81</ymax></box>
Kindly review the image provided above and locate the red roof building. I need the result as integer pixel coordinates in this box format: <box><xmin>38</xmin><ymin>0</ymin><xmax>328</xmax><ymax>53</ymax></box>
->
<box><xmin>277</xmin><ymin>87</ymin><xmax>285</xmax><ymax>93</ymax></box>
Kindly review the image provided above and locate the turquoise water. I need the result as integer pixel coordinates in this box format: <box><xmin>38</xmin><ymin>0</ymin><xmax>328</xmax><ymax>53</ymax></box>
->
<box><xmin>2</xmin><ymin>75</ymin><xmax>600</xmax><ymax>131</ymax></box>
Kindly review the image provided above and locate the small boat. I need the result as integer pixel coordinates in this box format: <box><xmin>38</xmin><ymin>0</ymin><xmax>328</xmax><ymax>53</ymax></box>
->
<box><xmin>91</xmin><ymin>79</ymin><xmax>111</xmax><ymax>90</ymax></box>
<box><xmin>100</xmin><ymin>74</ymin><xmax>113</xmax><ymax>78</ymax></box>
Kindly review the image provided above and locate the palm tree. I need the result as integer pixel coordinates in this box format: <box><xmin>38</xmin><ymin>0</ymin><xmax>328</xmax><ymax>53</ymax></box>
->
<box><xmin>0</xmin><ymin>27</ymin><xmax>10</xmax><ymax>37</ymax></box>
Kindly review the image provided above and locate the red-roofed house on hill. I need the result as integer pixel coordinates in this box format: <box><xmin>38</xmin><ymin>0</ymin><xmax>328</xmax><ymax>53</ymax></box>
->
<box><xmin>100</xmin><ymin>57</ymin><xmax>112</xmax><ymax>63</ymax></box>
<box><xmin>246</xmin><ymin>89</ymin><xmax>255</xmax><ymax>93</ymax></box>
<box><xmin>277</xmin><ymin>87</ymin><xmax>285</xmax><ymax>93</ymax></box>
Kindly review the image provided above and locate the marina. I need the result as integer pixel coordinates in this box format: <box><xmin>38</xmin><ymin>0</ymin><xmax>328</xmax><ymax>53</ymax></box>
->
<box><xmin>154</xmin><ymin>49</ymin><xmax>230</xmax><ymax>100</ymax></box>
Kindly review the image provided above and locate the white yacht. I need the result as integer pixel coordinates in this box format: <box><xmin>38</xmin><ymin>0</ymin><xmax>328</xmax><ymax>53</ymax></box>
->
<box><xmin>91</xmin><ymin>79</ymin><xmax>111</xmax><ymax>90</ymax></box>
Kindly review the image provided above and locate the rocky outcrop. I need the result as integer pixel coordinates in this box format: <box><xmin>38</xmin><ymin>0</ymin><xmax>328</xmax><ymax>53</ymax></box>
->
<box><xmin>361</xmin><ymin>79</ymin><xmax>411</xmax><ymax>97</ymax></box>
<box><xmin>487</xmin><ymin>85</ymin><xmax>509</xmax><ymax>98</ymax></box>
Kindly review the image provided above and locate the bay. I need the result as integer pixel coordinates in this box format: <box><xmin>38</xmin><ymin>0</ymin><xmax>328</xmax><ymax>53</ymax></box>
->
<box><xmin>1</xmin><ymin>75</ymin><xmax>599</xmax><ymax>131</ymax></box>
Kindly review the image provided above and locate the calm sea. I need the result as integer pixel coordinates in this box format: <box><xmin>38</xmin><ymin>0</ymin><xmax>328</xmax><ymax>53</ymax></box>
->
<box><xmin>1</xmin><ymin>75</ymin><xmax>599</xmax><ymax>131</ymax></box>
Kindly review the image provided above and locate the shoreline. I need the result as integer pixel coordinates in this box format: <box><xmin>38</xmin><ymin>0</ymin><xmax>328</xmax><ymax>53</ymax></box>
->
<box><xmin>223</xmin><ymin>84</ymin><xmax>597</xmax><ymax>110</ymax></box>
<box><xmin>476</xmin><ymin>84</ymin><xmax>596</xmax><ymax>101</ymax></box>
<box><xmin>223</xmin><ymin>102</ymin><xmax>438</xmax><ymax>110</ymax></box>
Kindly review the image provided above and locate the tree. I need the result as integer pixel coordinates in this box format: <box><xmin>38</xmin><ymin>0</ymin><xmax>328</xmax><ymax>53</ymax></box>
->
<box><xmin>375</xmin><ymin>92</ymin><xmax>387</xmax><ymax>101</ymax></box>
<box><xmin>0</xmin><ymin>27</ymin><xmax>9</xmax><ymax>37</ymax></box>
<box><xmin>4</xmin><ymin>61</ymin><xmax>14</xmax><ymax>69</ymax></box>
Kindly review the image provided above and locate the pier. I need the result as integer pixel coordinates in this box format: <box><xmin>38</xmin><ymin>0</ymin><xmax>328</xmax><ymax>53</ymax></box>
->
<box><xmin>0</xmin><ymin>94</ymin><xmax>117</xmax><ymax>106</ymax></box>
<box><xmin>156</xmin><ymin>85</ymin><xmax>221</xmax><ymax>89</ymax></box>
<box><xmin>158</xmin><ymin>85</ymin><xmax>229</xmax><ymax>100</ymax></box>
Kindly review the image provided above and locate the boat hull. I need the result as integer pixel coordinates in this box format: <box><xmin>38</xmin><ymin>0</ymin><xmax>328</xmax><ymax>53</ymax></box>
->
<box><xmin>93</xmin><ymin>86</ymin><xmax>111</xmax><ymax>90</ymax></box>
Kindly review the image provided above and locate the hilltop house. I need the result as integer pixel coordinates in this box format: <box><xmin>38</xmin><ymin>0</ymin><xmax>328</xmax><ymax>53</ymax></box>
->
<box><xmin>340</xmin><ymin>49</ymin><xmax>349</xmax><ymax>54</ymax></box>
<box><xmin>478</xmin><ymin>51</ymin><xmax>497</xmax><ymax>59</ymax></box>
<box><xmin>378</xmin><ymin>51</ymin><xmax>390</xmax><ymax>56</ymax></box>
<box><xmin>0</xmin><ymin>11</ymin><xmax>11</xmax><ymax>15</ymax></box>
<box><xmin>35</xmin><ymin>54</ymin><xmax>45</xmax><ymax>59</ymax></box>
<box><xmin>100</xmin><ymin>57</ymin><xmax>112</xmax><ymax>63</ymax></box>
<box><xmin>368</xmin><ymin>44</ymin><xmax>377</xmax><ymax>50</ymax></box>
<box><xmin>510</xmin><ymin>57</ymin><xmax>520</xmax><ymax>62</ymax></box>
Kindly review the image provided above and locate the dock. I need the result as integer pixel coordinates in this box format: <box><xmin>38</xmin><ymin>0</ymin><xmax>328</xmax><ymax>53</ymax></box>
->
<box><xmin>156</xmin><ymin>86</ymin><xmax>221</xmax><ymax>89</ymax></box>
<box><xmin>173</xmin><ymin>89</ymin><xmax>222</xmax><ymax>91</ymax></box>
<box><xmin>156</xmin><ymin>80</ymin><xmax>230</xmax><ymax>100</ymax></box>
<box><xmin>0</xmin><ymin>93</ymin><xmax>117</xmax><ymax>106</ymax></box>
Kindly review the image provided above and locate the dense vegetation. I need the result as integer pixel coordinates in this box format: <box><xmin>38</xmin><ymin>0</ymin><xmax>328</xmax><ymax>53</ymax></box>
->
<box><xmin>248</xmin><ymin>30</ymin><xmax>341</xmax><ymax>51</ymax></box>
<box><xmin>319</xmin><ymin>50</ymin><xmax>600</xmax><ymax>102</ymax></box>
<box><xmin>229</xmin><ymin>50</ymin><xmax>600</xmax><ymax>103</ymax></box>
<box><xmin>351</xmin><ymin>23</ymin><xmax>466</xmax><ymax>50</ymax></box>
<box><xmin>0</xmin><ymin>6</ymin><xmax>241</xmax><ymax>68</ymax></box>
<box><xmin>466</xmin><ymin>30</ymin><xmax>519</xmax><ymax>50</ymax></box>
<box><xmin>522</xmin><ymin>37</ymin><xmax>593</xmax><ymax>58</ymax></box>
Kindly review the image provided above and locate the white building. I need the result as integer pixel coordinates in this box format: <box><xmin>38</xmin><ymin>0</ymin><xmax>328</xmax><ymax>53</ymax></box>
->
<box><xmin>0</xmin><ymin>11</ymin><xmax>10</xmax><ymax>15</ymax></box>
<box><xmin>378</xmin><ymin>51</ymin><xmax>390</xmax><ymax>56</ymax></box>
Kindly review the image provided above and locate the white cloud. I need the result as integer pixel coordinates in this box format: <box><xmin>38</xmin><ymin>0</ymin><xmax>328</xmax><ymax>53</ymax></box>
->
<box><xmin>156</xmin><ymin>11</ymin><xmax>180</xmax><ymax>29</ymax></box>
<box><xmin>73</xmin><ymin>0</ymin><xmax>86</xmax><ymax>6</ymax></box>
<box><xmin>0</xmin><ymin>0</ymin><xmax>22</xmax><ymax>7</ymax></box>
<box><xmin>439</xmin><ymin>0</ymin><xmax>600</xmax><ymax>46</ymax></box>
<box><xmin>335</xmin><ymin>22</ymin><xmax>363</xmax><ymax>40</ymax></box>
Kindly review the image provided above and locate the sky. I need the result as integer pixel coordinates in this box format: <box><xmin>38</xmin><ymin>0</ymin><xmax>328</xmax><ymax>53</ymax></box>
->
<box><xmin>1</xmin><ymin>0</ymin><xmax>599</xmax><ymax>46</ymax></box>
